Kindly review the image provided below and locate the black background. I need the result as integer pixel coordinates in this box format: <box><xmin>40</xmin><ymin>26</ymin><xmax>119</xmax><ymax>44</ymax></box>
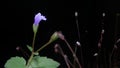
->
<box><xmin>0</xmin><ymin>0</ymin><xmax>120</xmax><ymax>68</ymax></box>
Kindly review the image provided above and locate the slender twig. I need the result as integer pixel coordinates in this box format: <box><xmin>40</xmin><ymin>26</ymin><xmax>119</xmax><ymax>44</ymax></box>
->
<box><xmin>64</xmin><ymin>55</ymin><xmax>71</xmax><ymax>68</ymax></box>
<box><xmin>97</xmin><ymin>28</ymin><xmax>105</xmax><ymax>68</ymax></box>
<box><xmin>74</xmin><ymin>41</ymin><xmax>82</xmax><ymax>68</ymax></box>
<box><xmin>67</xmin><ymin>56</ymin><xmax>74</xmax><ymax>68</ymax></box>
<box><xmin>97</xmin><ymin>43</ymin><xmax>101</xmax><ymax>68</ymax></box>
<box><xmin>57</xmin><ymin>31</ymin><xmax>82</xmax><ymax>68</ymax></box>
<box><xmin>54</xmin><ymin>44</ymin><xmax>71</xmax><ymax>68</ymax></box>
<box><xmin>110</xmin><ymin>39</ymin><xmax>120</xmax><ymax>68</ymax></box>
<box><xmin>75</xmin><ymin>12</ymin><xmax>80</xmax><ymax>41</ymax></box>
<box><xmin>74</xmin><ymin>11</ymin><xmax>84</xmax><ymax>68</ymax></box>
<box><xmin>64</xmin><ymin>39</ymin><xmax>82</xmax><ymax>68</ymax></box>
<box><xmin>73</xmin><ymin>44</ymin><xmax>78</xmax><ymax>68</ymax></box>
<box><xmin>110</xmin><ymin>13</ymin><xmax>120</xmax><ymax>68</ymax></box>
<box><xmin>111</xmin><ymin>39</ymin><xmax>120</xmax><ymax>57</ymax></box>
<box><xmin>96</xmin><ymin>13</ymin><xmax>105</xmax><ymax>68</ymax></box>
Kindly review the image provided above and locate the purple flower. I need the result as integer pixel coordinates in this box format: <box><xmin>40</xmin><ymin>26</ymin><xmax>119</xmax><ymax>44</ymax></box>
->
<box><xmin>34</xmin><ymin>13</ymin><xmax>47</xmax><ymax>26</ymax></box>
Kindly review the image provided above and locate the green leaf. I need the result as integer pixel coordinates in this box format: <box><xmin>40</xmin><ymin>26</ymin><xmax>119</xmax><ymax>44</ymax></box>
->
<box><xmin>27</xmin><ymin>45</ymin><xmax>39</xmax><ymax>55</ymax></box>
<box><xmin>28</xmin><ymin>56</ymin><xmax>60</xmax><ymax>68</ymax></box>
<box><xmin>27</xmin><ymin>45</ymin><xmax>32</xmax><ymax>52</ymax></box>
<box><xmin>4</xmin><ymin>56</ymin><xmax>26</xmax><ymax>68</ymax></box>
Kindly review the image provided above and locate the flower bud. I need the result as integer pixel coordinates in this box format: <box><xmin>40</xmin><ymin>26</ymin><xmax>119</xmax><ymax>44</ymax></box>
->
<box><xmin>33</xmin><ymin>13</ymin><xmax>46</xmax><ymax>33</ymax></box>
<box><xmin>49</xmin><ymin>32</ymin><xmax>59</xmax><ymax>43</ymax></box>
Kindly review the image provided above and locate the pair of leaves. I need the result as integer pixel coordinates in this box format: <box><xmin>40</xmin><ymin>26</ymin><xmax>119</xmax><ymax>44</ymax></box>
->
<box><xmin>5</xmin><ymin>56</ymin><xmax>60</xmax><ymax>68</ymax></box>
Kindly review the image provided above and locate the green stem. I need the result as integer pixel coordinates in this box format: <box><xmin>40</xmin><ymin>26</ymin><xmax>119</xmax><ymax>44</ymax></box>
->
<box><xmin>35</xmin><ymin>40</ymin><xmax>51</xmax><ymax>53</ymax></box>
<box><xmin>32</xmin><ymin>33</ymin><xmax>36</xmax><ymax>52</ymax></box>
<box><xmin>26</xmin><ymin>33</ymin><xmax>36</xmax><ymax>66</ymax></box>
<box><xmin>26</xmin><ymin>53</ymin><xmax>34</xmax><ymax>66</ymax></box>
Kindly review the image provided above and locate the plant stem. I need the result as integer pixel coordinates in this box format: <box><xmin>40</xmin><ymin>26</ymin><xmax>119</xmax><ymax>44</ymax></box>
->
<box><xmin>64</xmin><ymin>39</ymin><xmax>82</xmax><ymax>68</ymax></box>
<box><xmin>109</xmin><ymin>38</ymin><xmax>120</xmax><ymax>68</ymax></box>
<box><xmin>35</xmin><ymin>40</ymin><xmax>51</xmax><ymax>53</ymax></box>
<box><xmin>26</xmin><ymin>53</ymin><xmax>34</xmax><ymax>66</ymax></box>
<box><xmin>73</xmin><ymin>45</ymin><xmax>78</xmax><ymax>68</ymax></box>
<box><xmin>75</xmin><ymin>11</ymin><xmax>84</xmax><ymax>68</ymax></box>
<box><xmin>109</xmin><ymin>44</ymin><xmax>117</xmax><ymax>68</ymax></box>
<box><xmin>55</xmin><ymin>44</ymin><xmax>71</xmax><ymax>68</ymax></box>
<box><xmin>26</xmin><ymin>33</ymin><xmax>36</xmax><ymax>66</ymax></box>
<box><xmin>32</xmin><ymin>33</ymin><xmax>36</xmax><ymax>52</ymax></box>
<box><xmin>64</xmin><ymin>55</ymin><xmax>71</xmax><ymax>68</ymax></box>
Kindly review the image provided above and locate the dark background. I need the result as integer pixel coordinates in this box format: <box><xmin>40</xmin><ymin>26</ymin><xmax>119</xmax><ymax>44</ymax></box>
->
<box><xmin>0</xmin><ymin>0</ymin><xmax>120</xmax><ymax>68</ymax></box>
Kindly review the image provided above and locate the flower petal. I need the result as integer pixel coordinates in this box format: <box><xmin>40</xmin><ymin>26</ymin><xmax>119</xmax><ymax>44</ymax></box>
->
<box><xmin>34</xmin><ymin>13</ymin><xmax>47</xmax><ymax>26</ymax></box>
